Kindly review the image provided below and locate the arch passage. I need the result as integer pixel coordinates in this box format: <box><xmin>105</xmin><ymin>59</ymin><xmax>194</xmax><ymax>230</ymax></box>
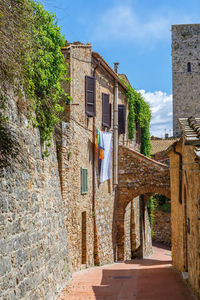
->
<box><xmin>116</xmin><ymin>146</ymin><xmax>170</xmax><ymax>261</ymax></box>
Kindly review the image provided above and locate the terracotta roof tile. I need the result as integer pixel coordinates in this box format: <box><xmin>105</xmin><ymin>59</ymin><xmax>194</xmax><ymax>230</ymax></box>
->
<box><xmin>179</xmin><ymin>117</ymin><xmax>200</xmax><ymax>145</ymax></box>
<box><xmin>151</xmin><ymin>139</ymin><xmax>178</xmax><ymax>155</ymax></box>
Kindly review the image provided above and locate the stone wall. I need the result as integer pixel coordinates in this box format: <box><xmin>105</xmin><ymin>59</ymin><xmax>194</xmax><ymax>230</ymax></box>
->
<box><xmin>117</xmin><ymin>145</ymin><xmax>170</xmax><ymax>260</ymax></box>
<box><xmin>169</xmin><ymin>140</ymin><xmax>200</xmax><ymax>296</ymax></box>
<box><xmin>131</xmin><ymin>197</ymin><xmax>140</xmax><ymax>257</ymax></box>
<box><xmin>152</xmin><ymin>210</ymin><xmax>171</xmax><ymax>245</ymax></box>
<box><xmin>124</xmin><ymin>201</ymin><xmax>132</xmax><ymax>260</ymax></box>
<box><xmin>169</xmin><ymin>142</ymin><xmax>185</xmax><ymax>272</ymax></box>
<box><xmin>0</xmin><ymin>88</ymin><xmax>71</xmax><ymax>300</ymax></box>
<box><xmin>172</xmin><ymin>24</ymin><xmax>200</xmax><ymax>136</ymax></box>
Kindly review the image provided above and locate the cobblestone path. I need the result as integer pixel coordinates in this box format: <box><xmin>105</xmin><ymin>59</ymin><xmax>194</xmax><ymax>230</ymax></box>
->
<box><xmin>58</xmin><ymin>244</ymin><xmax>196</xmax><ymax>300</ymax></box>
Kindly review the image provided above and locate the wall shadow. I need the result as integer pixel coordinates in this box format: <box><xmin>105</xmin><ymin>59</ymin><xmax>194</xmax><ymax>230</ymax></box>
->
<box><xmin>91</xmin><ymin>259</ymin><xmax>194</xmax><ymax>300</ymax></box>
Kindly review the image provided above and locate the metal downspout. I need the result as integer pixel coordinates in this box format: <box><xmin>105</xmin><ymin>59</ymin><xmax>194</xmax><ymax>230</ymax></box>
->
<box><xmin>92</xmin><ymin>62</ymin><xmax>100</xmax><ymax>265</ymax></box>
<box><xmin>172</xmin><ymin>143</ymin><xmax>182</xmax><ymax>204</ymax></box>
<box><xmin>113</xmin><ymin>63</ymin><xmax>119</xmax><ymax>186</ymax></box>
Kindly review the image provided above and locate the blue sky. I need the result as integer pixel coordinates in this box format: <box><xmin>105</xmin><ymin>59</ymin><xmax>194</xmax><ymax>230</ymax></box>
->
<box><xmin>40</xmin><ymin>0</ymin><xmax>200</xmax><ymax>137</ymax></box>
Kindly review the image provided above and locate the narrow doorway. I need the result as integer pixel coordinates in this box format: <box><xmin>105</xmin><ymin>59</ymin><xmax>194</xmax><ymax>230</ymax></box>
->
<box><xmin>82</xmin><ymin>211</ymin><xmax>87</xmax><ymax>264</ymax></box>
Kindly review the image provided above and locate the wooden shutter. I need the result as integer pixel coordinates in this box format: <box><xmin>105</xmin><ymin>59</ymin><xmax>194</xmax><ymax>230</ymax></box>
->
<box><xmin>118</xmin><ymin>104</ymin><xmax>126</xmax><ymax>134</ymax></box>
<box><xmin>102</xmin><ymin>93</ymin><xmax>111</xmax><ymax>128</ymax></box>
<box><xmin>109</xmin><ymin>103</ymin><xmax>112</xmax><ymax>128</ymax></box>
<box><xmin>136</xmin><ymin>122</ymin><xmax>142</xmax><ymax>144</ymax></box>
<box><xmin>85</xmin><ymin>76</ymin><xmax>96</xmax><ymax>117</ymax></box>
<box><xmin>81</xmin><ymin>168</ymin><xmax>88</xmax><ymax>194</ymax></box>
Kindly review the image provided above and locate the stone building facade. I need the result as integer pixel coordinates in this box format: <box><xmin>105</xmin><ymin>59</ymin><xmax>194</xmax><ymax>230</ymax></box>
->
<box><xmin>0</xmin><ymin>42</ymin><xmax>145</xmax><ymax>300</ymax></box>
<box><xmin>168</xmin><ymin>117</ymin><xmax>200</xmax><ymax>297</ymax></box>
<box><xmin>60</xmin><ymin>42</ymin><xmax>134</xmax><ymax>269</ymax></box>
<box><xmin>0</xmin><ymin>42</ymin><xmax>171</xmax><ymax>300</ymax></box>
<box><xmin>172</xmin><ymin>24</ymin><xmax>200</xmax><ymax>136</ymax></box>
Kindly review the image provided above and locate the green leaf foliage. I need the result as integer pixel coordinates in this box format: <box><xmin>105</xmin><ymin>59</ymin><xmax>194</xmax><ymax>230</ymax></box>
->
<box><xmin>147</xmin><ymin>196</ymin><xmax>158</xmax><ymax>232</ymax></box>
<box><xmin>0</xmin><ymin>0</ymin><xmax>70</xmax><ymax>157</ymax></box>
<box><xmin>121</xmin><ymin>79</ymin><xmax>152</xmax><ymax>157</ymax></box>
<box><xmin>25</xmin><ymin>1</ymin><xmax>69</xmax><ymax>153</ymax></box>
<box><xmin>120</xmin><ymin>78</ymin><xmax>153</xmax><ymax>228</ymax></box>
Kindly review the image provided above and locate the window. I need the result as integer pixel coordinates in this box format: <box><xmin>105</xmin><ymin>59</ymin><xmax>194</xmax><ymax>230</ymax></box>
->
<box><xmin>136</xmin><ymin>122</ymin><xmax>142</xmax><ymax>144</ymax></box>
<box><xmin>85</xmin><ymin>75</ymin><xmax>96</xmax><ymax>117</ymax></box>
<box><xmin>81</xmin><ymin>167</ymin><xmax>88</xmax><ymax>194</ymax></box>
<box><xmin>118</xmin><ymin>104</ymin><xmax>126</xmax><ymax>134</ymax></box>
<box><xmin>102</xmin><ymin>93</ymin><xmax>111</xmax><ymax>128</ymax></box>
<box><xmin>187</xmin><ymin>62</ymin><xmax>191</xmax><ymax>72</ymax></box>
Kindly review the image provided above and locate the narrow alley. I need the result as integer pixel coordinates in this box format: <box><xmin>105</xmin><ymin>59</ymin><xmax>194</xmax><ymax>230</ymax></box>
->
<box><xmin>58</xmin><ymin>244</ymin><xmax>196</xmax><ymax>300</ymax></box>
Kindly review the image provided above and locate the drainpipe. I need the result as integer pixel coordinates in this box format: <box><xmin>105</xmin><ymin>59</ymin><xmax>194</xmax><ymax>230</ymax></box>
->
<box><xmin>92</xmin><ymin>61</ymin><xmax>100</xmax><ymax>265</ymax></box>
<box><xmin>113</xmin><ymin>63</ymin><xmax>119</xmax><ymax>186</ymax></box>
<box><xmin>172</xmin><ymin>143</ymin><xmax>182</xmax><ymax>204</ymax></box>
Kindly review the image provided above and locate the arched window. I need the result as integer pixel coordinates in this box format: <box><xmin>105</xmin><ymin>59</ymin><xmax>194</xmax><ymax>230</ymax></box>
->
<box><xmin>187</xmin><ymin>62</ymin><xmax>191</xmax><ymax>72</ymax></box>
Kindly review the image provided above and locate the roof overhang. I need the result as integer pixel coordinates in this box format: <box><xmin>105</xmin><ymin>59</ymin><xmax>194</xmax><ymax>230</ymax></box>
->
<box><xmin>92</xmin><ymin>52</ymin><xmax>128</xmax><ymax>92</ymax></box>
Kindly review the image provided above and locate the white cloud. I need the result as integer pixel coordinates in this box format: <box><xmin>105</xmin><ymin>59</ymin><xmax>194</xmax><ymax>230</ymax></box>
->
<box><xmin>139</xmin><ymin>90</ymin><xmax>173</xmax><ymax>137</ymax></box>
<box><xmin>92</xmin><ymin>4</ymin><xmax>192</xmax><ymax>44</ymax></box>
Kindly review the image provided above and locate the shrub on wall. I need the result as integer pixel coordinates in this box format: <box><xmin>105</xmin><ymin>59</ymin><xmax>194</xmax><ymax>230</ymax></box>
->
<box><xmin>0</xmin><ymin>0</ymin><xmax>70</xmax><ymax>156</ymax></box>
<box><xmin>120</xmin><ymin>79</ymin><xmax>152</xmax><ymax>157</ymax></box>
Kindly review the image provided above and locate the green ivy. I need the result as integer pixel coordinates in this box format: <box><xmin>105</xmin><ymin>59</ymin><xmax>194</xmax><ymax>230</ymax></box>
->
<box><xmin>126</xmin><ymin>85</ymin><xmax>136</xmax><ymax>140</ymax></box>
<box><xmin>24</xmin><ymin>0</ymin><xmax>70</xmax><ymax>155</ymax></box>
<box><xmin>120</xmin><ymin>79</ymin><xmax>152</xmax><ymax>157</ymax></box>
<box><xmin>147</xmin><ymin>196</ymin><xmax>157</xmax><ymax>233</ymax></box>
<box><xmin>120</xmin><ymin>78</ymin><xmax>153</xmax><ymax>227</ymax></box>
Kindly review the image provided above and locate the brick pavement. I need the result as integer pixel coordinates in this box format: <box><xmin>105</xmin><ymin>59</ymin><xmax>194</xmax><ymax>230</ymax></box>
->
<box><xmin>58</xmin><ymin>244</ymin><xmax>196</xmax><ymax>300</ymax></box>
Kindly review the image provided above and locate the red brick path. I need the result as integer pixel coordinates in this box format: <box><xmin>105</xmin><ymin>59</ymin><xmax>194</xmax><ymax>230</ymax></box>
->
<box><xmin>58</xmin><ymin>244</ymin><xmax>196</xmax><ymax>300</ymax></box>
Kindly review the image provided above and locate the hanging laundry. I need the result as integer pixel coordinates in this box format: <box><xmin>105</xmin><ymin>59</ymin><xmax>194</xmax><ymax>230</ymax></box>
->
<box><xmin>100</xmin><ymin>132</ymin><xmax>112</xmax><ymax>183</ymax></box>
<box><xmin>98</xmin><ymin>130</ymin><xmax>104</xmax><ymax>160</ymax></box>
<box><xmin>94</xmin><ymin>128</ymin><xmax>99</xmax><ymax>159</ymax></box>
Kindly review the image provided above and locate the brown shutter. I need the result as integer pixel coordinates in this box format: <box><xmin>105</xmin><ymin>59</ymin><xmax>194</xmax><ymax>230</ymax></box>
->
<box><xmin>85</xmin><ymin>76</ymin><xmax>96</xmax><ymax>117</ymax></box>
<box><xmin>118</xmin><ymin>104</ymin><xmax>126</xmax><ymax>134</ymax></box>
<box><xmin>102</xmin><ymin>93</ymin><xmax>110</xmax><ymax>128</ymax></box>
<box><xmin>109</xmin><ymin>103</ymin><xmax>112</xmax><ymax>128</ymax></box>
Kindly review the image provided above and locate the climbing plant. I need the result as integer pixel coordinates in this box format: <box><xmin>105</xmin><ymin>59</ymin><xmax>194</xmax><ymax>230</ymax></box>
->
<box><xmin>0</xmin><ymin>0</ymin><xmax>71</xmax><ymax>157</ymax></box>
<box><xmin>120</xmin><ymin>78</ymin><xmax>154</xmax><ymax>228</ymax></box>
<box><xmin>25</xmin><ymin>0</ymin><xmax>70</xmax><ymax>156</ymax></box>
<box><xmin>147</xmin><ymin>196</ymin><xmax>157</xmax><ymax>232</ymax></box>
<box><xmin>121</xmin><ymin>79</ymin><xmax>152</xmax><ymax>157</ymax></box>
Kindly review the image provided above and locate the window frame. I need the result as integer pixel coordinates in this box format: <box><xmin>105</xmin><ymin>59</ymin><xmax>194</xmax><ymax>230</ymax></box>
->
<box><xmin>102</xmin><ymin>93</ymin><xmax>111</xmax><ymax>128</ymax></box>
<box><xmin>81</xmin><ymin>167</ymin><xmax>88</xmax><ymax>194</ymax></box>
<box><xmin>85</xmin><ymin>75</ymin><xmax>96</xmax><ymax>117</ymax></box>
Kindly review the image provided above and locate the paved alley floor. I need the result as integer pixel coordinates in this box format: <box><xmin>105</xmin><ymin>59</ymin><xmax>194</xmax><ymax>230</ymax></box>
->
<box><xmin>58</xmin><ymin>244</ymin><xmax>196</xmax><ymax>300</ymax></box>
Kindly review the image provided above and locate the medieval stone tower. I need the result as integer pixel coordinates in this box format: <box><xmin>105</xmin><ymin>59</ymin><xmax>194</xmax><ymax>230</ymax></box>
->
<box><xmin>172</xmin><ymin>24</ymin><xmax>200</xmax><ymax>136</ymax></box>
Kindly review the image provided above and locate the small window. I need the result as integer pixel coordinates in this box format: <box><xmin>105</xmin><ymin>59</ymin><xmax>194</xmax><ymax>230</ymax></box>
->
<box><xmin>118</xmin><ymin>104</ymin><xmax>126</xmax><ymax>134</ymax></box>
<box><xmin>81</xmin><ymin>168</ymin><xmax>88</xmax><ymax>194</ymax></box>
<box><xmin>187</xmin><ymin>62</ymin><xmax>191</xmax><ymax>72</ymax></box>
<box><xmin>102</xmin><ymin>93</ymin><xmax>111</xmax><ymax>128</ymax></box>
<box><xmin>85</xmin><ymin>76</ymin><xmax>96</xmax><ymax>117</ymax></box>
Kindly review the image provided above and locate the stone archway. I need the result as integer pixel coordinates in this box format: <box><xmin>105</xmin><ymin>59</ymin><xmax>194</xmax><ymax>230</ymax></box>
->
<box><xmin>116</xmin><ymin>145</ymin><xmax>170</xmax><ymax>261</ymax></box>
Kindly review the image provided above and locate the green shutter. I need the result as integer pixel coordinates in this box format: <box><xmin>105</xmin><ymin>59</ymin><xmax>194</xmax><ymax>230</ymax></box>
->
<box><xmin>81</xmin><ymin>167</ymin><xmax>88</xmax><ymax>194</ymax></box>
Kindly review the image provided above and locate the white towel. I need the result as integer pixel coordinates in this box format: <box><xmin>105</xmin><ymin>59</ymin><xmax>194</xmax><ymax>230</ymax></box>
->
<box><xmin>100</xmin><ymin>132</ymin><xmax>112</xmax><ymax>183</ymax></box>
